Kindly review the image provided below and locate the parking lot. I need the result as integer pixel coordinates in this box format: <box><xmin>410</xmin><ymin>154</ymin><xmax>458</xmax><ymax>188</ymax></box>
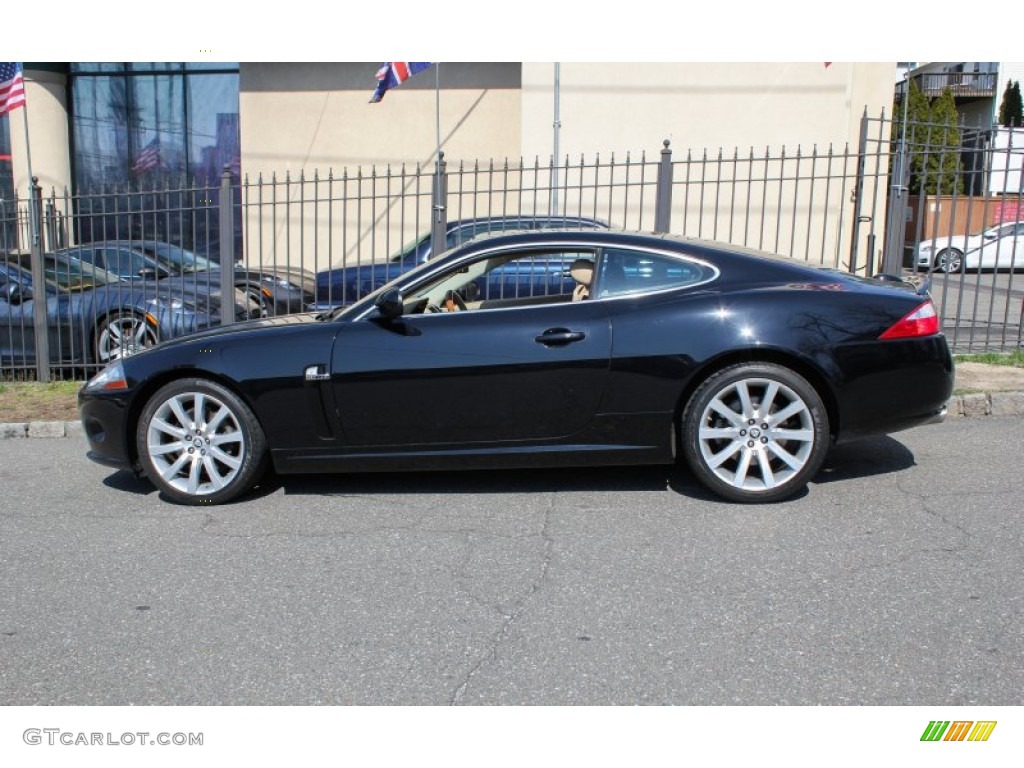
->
<box><xmin>928</xmin><ymin>270</ymin><xmax>1024</xmax><ymax>349</ymax></box>
<box><xmin>0</xmin><ymin>417</ymin><xmax>1021</xmax><ymax>706</ymax></box>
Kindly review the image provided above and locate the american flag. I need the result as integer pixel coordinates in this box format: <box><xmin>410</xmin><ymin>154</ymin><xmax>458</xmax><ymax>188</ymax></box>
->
<box><xmin>369</xmin><ymin>62</ymin><xmax>433</xmax><ymax>103</ymax></box>
<box><xmin>0</xmin><ymin>62</ymin><xmax>26</xmax><ymax>116</ymax></box>
<box><xmin>132</xmin><ymin>137</ymin><xmax>162</xmax><ymax>172</ymax></box>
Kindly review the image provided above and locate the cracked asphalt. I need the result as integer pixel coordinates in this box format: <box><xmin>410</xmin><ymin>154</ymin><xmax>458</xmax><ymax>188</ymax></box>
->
<box><xmin>0</xmin><ymin>417</ymin><xmax>1021</xmax><ymax>705</ymax></box>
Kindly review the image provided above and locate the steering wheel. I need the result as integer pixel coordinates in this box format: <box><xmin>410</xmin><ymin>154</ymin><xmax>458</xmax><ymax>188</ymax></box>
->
<box><xmin>444</xmin><ymin>290</ymin><xmax>468</xmax><ymax>312</ymax></box>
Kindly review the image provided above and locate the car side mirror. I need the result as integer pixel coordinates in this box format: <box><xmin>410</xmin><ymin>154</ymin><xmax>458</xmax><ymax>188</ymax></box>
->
<box><xmin>375</xmin><ymin>288</ymin><xmax>404</xmax><ymax>320</ymax></box>
<box><xmin>137</xmin><ymin>267</ymin><xmax>160</xmax><ymax>279</ymax></box>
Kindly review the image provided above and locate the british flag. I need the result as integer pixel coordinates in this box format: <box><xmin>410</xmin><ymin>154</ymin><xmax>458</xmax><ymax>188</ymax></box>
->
<box><xmin>369</xmin><ymin>62</ymin><xmax>433</xmax><ymax>103</ymax></box>
<box><xmin>0</xmin><ymin>62</ymin><xmax>26</xmax><ymax>117</ymax></box>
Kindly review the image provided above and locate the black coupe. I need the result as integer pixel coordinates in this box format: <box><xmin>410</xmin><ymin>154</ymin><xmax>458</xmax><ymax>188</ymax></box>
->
<box><xmin>79</xmin><ymin>230</ymin><xmax>953</xmax><ymax>505</ymax></box>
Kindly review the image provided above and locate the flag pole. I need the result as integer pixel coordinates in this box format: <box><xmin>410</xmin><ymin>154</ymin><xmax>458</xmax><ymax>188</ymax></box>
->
<box><xmin>435</xmin><ymin>63</ymin><xmax>441</xmax><ymax>162</ymax></box>
<box><xmin>19</xmin><ymin>78</ymin><xmax>40</xmax><ymax>257</ymax></box>
<box><xmin>430</xmin><ymin>63</ymin><xmax>446</xmax><ymax>258</ymax></box>
<box><xmin>20</xmin><ymin>101</ymin><xmax>35</xmax><ymax>188</ymax></box>
<box><xmin>13</xmin><ymin>67</ymin><xmax>50</xmax><ymax>381</ymax></box>
<box><xmin>552</xmin><ymin>62</ymin><xmax>561</xmax><ymax>215</ymax></box>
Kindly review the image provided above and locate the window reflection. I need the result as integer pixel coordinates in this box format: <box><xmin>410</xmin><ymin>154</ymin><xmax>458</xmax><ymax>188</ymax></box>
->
<box><xmin>69</xmin><ymin>64</ymin><xmax>240</xmax><ymax>261</ymax></box>
<box><xmin>0</xmin><ymin>114</ymin><xmax>14</xmax><ymax>252</ymax></box>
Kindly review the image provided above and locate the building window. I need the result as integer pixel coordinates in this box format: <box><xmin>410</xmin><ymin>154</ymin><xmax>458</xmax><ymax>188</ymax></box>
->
<box><xmin>0</xmin><ymin>115</ymin><xmax>15</xmax><ymax>253</ymax></box>
<box><xmin>68</xmin><ymin>63</ymin><xmax>240</xmax><ymax>258</ymax></box>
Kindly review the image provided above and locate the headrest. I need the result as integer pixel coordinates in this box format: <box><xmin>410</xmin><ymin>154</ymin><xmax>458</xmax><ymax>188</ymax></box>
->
<box><xmin>570</xmin><ymin>258</ymin><xmax>594</xmax><ymax>285</ymax></box>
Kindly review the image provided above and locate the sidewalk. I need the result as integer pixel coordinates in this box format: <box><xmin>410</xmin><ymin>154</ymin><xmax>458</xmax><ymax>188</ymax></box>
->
<box><xmin>1</xmin><ymin>363</ymin><xmax>1023</xmax><ymax>439</ymax></box>
<box><xmin>950</xmin><ymin>362</ymin><xmax>1024</xmax><ymax>417</ymax></box>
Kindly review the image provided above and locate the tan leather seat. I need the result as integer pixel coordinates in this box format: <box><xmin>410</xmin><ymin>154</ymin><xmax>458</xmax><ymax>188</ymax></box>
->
<box><xmin>570</xmin><ymin>258</ymin><xmax>594</xmax><ymax>301</ymax></box>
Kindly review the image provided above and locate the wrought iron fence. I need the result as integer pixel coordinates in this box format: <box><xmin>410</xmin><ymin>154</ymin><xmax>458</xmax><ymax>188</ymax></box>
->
<box><xmin>3</xmin><ymin>112</ymin><xmax>1024</xmax><ymax>383</ymax></box>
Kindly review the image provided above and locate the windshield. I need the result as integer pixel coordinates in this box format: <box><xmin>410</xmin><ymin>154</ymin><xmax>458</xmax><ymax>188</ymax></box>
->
<box><xmin>388</xmin><ymin>233</ymin><xmax>431</xmax><ymax>264</ymax></box>
<box><xmin>146</xmin><ymin>243</ymin><xmax>218</xmax><ymax>273</ymax></box>
<box><xmin>45</xmin><ymin>255</ymin><xmax>124</xmax><ymax>292</ymax></box>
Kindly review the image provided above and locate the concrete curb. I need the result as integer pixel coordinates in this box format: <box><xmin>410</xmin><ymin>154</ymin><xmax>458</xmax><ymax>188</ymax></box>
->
<box><xmin>1</xmin><ymin>421</ymin><xmax>86</xmax><ymax>439</ymax></box>
<box><xmin>2</xmin><ymin>391</ymin><xmax>1023</xmax><ymax>439</ymax></box>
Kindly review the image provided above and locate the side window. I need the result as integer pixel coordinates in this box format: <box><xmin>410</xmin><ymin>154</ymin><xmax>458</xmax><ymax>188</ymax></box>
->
<box><xmin>481</xmin><ymin>250</ymin><xmax>584</xmax><ymax>302</ymax></box>
<box><xmin>400</xmin><ymin>248</ymin><xmax>595</xmax><ymax>314</ymax></box>
<box><xmin>72</xmin><ymin>247</ymin><xmax>101</xmax><ymax>268</ymax></box>
<box><xmin>102</xmin><ymin>248</ymin><xmax>147</xmax><ymax>277</ymax></box>
<box><xmin>596</xmin><ymin>248</ymin><xmax>717</xmax><ymax>298</ymax></box>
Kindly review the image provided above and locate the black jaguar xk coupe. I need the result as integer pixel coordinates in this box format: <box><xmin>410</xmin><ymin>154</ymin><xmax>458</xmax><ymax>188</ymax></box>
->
<box><xmin>79</xmin><ymin>230</ymin><xmax>953</xmax><ymax>505</ymax></box>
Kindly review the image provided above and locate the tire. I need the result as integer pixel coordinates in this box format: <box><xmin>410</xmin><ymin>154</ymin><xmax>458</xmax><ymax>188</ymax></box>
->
<box><xmin>95</xmin><ymin>311</ymin><xmax>159</xmax><ymax>363</ymax></box>
<box><xmin>241</xmin><ymin>283</ymin><xmax>271</xmax><ymax>319</ymax></box>
<box><xmin>136</xmin><ymin>378</ymin><xmax>268</xmax><ymax>505</ymax></box>
<box><xmin>681</xmin><ymin>362</ymin><xmax>829</xmax><ymax>503</ymax></box>
<box><xmin>934</xmin><ymin>248</ymin><xmax>964</xmax><ymax>273</ymax></box>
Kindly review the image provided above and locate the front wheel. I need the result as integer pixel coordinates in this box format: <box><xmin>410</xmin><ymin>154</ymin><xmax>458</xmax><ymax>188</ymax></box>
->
<box><xmin>95</xmin><ymin>311</ymin><xmax>159</xmax><ymax>363</ymax></box>
<box><xmin>241</xmin><ymin>283</ymin><xmax>272</xmax><ymax>318</ymax></box>
<box><xmin>136</xmin><ymin>378</ymin><xmax>268</xmax><ymax>505</ymax></box>
<box><xmin>681</xmin><ymin>363</ymin><xmax>829</xmax><ymax>503</ymax></box>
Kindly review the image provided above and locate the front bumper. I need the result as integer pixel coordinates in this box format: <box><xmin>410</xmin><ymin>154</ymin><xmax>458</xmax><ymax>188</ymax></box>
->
<box><xmin>78</xmin><ymin>388</ymin><xmax>135</xmax><ymax>471</ymax></box>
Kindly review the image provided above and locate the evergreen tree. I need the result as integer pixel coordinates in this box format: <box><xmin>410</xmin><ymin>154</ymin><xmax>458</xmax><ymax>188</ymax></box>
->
<box><xmin>926</xmin><ymin>87</ymin><xmax>965</xmax><ymax>195</ymax></box>
<box><xmin>998</xmin><ymin>80</ymin><xmax>1023</xmax><ymax>127</ymax></box>
<box><xmin>901</xmin><ymin>81</ymin><xmax>964</xmax><ymax>195</ymax></box>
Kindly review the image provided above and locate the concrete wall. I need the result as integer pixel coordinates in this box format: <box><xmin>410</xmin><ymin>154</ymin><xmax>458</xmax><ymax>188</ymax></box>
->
<box><xmin>520</xmin><ymin>62</ymin><xmax>894</xmax><ymax>158</ymax></box>
<box><xmin>7</xmin><ymin>62</ymin><xmax>899</xmax><ymax>271</ymax></box>
<box><xmin>238</xmin><ymin>63</ymin><xmax>523</xmax><ymax>267</ymax></box>
<box><xmin>239</xmin><ymin>62</ymin><xmax>523</xmax><ymax>174</ymax></box>
<box><xmin>519</xmin><ymin>62</ymin><xmax>895</xmax><ymax>267</ymax></box>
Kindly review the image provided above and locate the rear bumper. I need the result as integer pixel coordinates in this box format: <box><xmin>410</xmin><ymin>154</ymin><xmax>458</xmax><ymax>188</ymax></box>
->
<box><xmin>832</xmin><ymin>335</ymin><xmax>954</xmax><ymax>442</ymax></box>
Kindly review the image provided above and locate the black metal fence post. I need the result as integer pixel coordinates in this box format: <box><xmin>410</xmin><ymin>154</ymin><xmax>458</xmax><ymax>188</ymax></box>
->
<box><xmin>219</xmin><ymin>166</ymin><xmax>235</xmax><ymax>326</ymax></box>
<box><xmin>882</xmin><ymin>143</ymin><xmax>910</xmax><ymax>275</ymax></box>
<box><xmin>654</xmin><ymin>140</ymin><xmax>673</xmax><ymax>234</ymax></box>
<box><xmin>849</xmin><ymin>110</ymin><xmax>870</xmax><ymax>274</ymax></box>
<box><xmin>430</xmin><ymin>151</ymin><xmax>448</xmax><ymax>257</ymax></box>
<box><xmin>28</xmin><ymin>178</ymin><xmax>50</xmax><ymax>382</ymax></box>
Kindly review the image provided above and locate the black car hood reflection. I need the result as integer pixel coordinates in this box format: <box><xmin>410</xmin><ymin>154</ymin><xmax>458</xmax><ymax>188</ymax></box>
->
<box><xmin>153</xmin><ymin>312</ymin><xmax>324</xmax><ymax>349</ymax></box>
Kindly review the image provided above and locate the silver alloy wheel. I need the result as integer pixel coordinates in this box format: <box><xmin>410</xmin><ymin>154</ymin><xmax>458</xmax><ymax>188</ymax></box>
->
<box><xmin>935</xmin><ymin>248</ymin><xmax>963</xmax><ymax>273</ymax></box>
<box><xmin>96</xmin><ymin>313</ymin><xmax>158</xmax><ymax>362</ymax></box>
<box><xmin>695</xmin><ymin>377</ymin><xmax>816</xmax><ymax>493</ymax></box>
<box><xmin>145</xmin><ymin>390</ymin><xmax>246</xmax><ymax>496</ymax></box>
<box><xmin>243</xmin><ymin>285</ymin><xmax>271</xmax><ymax>318</ymax></box>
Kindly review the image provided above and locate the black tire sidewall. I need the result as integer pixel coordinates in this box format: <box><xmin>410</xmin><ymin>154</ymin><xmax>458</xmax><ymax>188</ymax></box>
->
<box><xmin>681</xmin><ymin>362</ymin><xmax>829</xmax><ymax>503</ymax></box>
<box><xmin>135</xmin><ymin>378</ymin><xmax>268</xmax><ymax>505</ymax></box>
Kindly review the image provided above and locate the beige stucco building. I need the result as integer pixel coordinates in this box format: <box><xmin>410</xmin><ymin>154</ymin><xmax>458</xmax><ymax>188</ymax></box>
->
<box><xmin>233</xmin><ymin>62</ymin><xmax>893</xmax><ymax>175</ymax></box>
<box><xmin>9</xmin><ymin>62</ymin><xmax>896</xmax><ymax>269</ymax></box>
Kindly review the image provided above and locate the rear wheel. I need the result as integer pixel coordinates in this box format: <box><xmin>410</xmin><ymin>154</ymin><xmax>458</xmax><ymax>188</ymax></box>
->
<box><xmin>681</xmin><ymin>363</ymin><xmax>829</xmax><ymax>503</ymax></box>
<box><xmin>136</xmin><ymin>378</ymin><xmax>268</xmax><ymax>505</ymax></box>
<box><xmin>934</xmin><ymin>248</ymin><xmax>963</xmax><ymax>273</ymax></box>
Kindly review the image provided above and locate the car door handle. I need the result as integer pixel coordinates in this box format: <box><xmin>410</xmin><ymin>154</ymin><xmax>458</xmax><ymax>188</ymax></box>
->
<box><xmin>535</xmin><ymin>328</ymin><xmax>586</xmax><ymax>346</ymax></box>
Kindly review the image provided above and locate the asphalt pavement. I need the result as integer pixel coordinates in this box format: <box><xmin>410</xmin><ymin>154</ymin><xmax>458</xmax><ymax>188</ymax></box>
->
<box><xmin>0</xmin><ymin>417</ymin><xmax>1021</xmax><ymax>705</ymax></box>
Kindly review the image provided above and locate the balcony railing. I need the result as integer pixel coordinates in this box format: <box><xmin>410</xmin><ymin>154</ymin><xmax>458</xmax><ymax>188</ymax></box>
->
<box><xmin>895</xmin><ymin>72</ymin><xmax>998</xmax><ymax>101</ymax></box>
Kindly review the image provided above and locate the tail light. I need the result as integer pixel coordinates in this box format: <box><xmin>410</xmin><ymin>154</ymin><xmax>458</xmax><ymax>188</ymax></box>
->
<box><xmin>879</xmin><ymin>300</ymin><xmax>939</xmax><ymax>339</ymax></box>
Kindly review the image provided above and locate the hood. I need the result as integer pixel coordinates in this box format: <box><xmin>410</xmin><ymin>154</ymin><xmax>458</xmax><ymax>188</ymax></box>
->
<box><xmin>232</xmin><ymin>264</ymin><xmax>317</xmax><ymax>295</ymax></box>
<box><xmin>144</xmin><ymin>278</ymin><xmax>255</xmax><ymax>318</ymax></box>
<box><xmin>153</xmin><ymin>311</ymin><xmax>325</xmax><ymax>349</ymax></box>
